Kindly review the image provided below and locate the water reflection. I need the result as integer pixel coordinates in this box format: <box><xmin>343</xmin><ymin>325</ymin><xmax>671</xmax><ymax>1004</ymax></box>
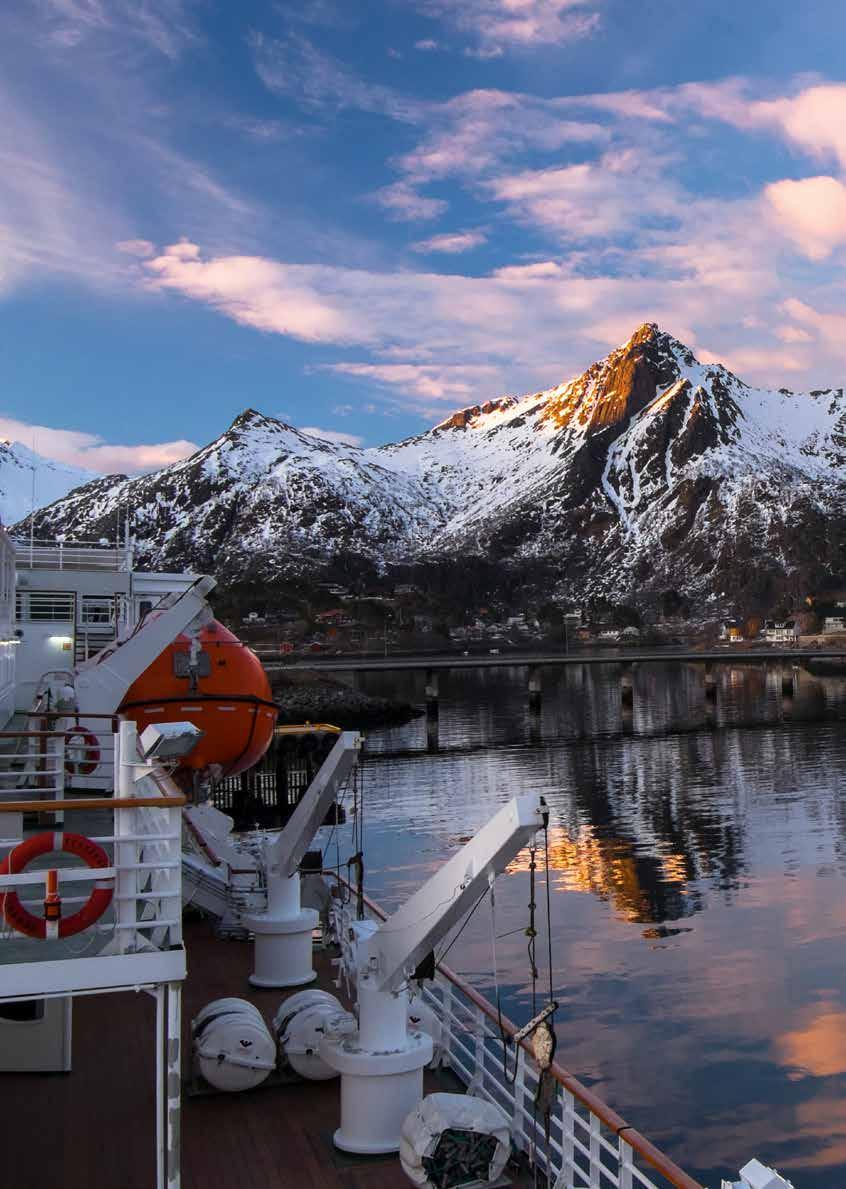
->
<box><xmin>322</xmin><ymin>663</ymin><xmax>846</xmax><ymax>1186</ymax></box>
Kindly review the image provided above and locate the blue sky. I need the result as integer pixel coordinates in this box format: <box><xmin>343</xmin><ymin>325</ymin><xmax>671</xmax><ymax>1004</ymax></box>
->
<box><xmin>4</xmin><ymin>1</ymin><xmax>846</xmax><ymax>472</ymax></box>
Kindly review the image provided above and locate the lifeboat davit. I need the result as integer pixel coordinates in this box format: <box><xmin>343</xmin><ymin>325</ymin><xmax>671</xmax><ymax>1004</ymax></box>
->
<box><xmin>119</xmin><ymin>619</ymin><xmax>277</xmax><ymax>785</ymax></box>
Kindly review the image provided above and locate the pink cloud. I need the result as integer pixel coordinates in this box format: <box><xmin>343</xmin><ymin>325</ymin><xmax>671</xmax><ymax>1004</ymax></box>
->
<box><xmin>327</xmin><ymin>362</ymin><xmax>502</xmax><ymax>403</ymax></box>
<box><xmin>488</xmin><ymin>149</ymin><xmax>677</xmax><ymax>239</ymax></box>
<box><xmin>781</xmin><ymin>298</ymin><xmax>846</xmax><ymax>356</ymax></box>
<box><xmin>765</xmin><ymin>176</ymin><xmax>846</xmax><ymax>260</ymax></box>
<box><xmin>372</xmin><ymin>181</ymin><xmax>448</xmax><ymax>221</ymax></box>
<box><xmin>116</xmin><ymin>238</ymin><xmax>155</xmax><ymax>258</ymax></box>
<box><xmin>397</xmin><ymin>90</ymin><xmax>608</xmax><ymax>186</ymax></box>
<box><xmin>716</xmin><ymin>346</ymin><xmax>807</xmax><ymax>375</ymax></box>
<box><xmin>136</xmin><ymin>231</ymin><xmax>846</xmax><ymax>405</ymax></box>
<box><xmin>775</xmin><ymin>324</ymin><xmax>813</xmax><ymax>344</ymax></box>
<box><xmin>493</xmin><ymin>260</ymin><xmax>566</xmax><ymax>282</ymax></box>
<box><xmin>145</xmin><ymin>242</ymin><xmax>365</xmax><ymax>342</ymax></box>
<box><xmin>751</xmin><ymin>85</ymin><xmax>846</xmax><ymax>169</ymax></box>
<box><xmin>0</xmin><ymin>416</ymin><xmax>197</xmax><ymax>474</ymax></box>
<box><xmin>411</xmin><ymin>230</ymin><xmax>487</xmax><ymax>254</ymax></box>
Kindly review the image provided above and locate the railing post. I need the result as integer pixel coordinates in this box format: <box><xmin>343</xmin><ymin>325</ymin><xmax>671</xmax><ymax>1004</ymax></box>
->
<box><xmin>589</xmin><ymin>1113</ymin><xmax>601</xmax><ymax>1187</ymax></box>
<box><xmin>440</xmin><ymin>980</ymin><xmax>454</xmax><ymax>1070</ymax></box>
<box><xmin>50</xmin><ymin>733</ymin><xmax>65</xmax><ymax>825</ymax></box>
<box><xmin>618</xmin><ymin>1133</ymin><xmax>634</xmax><ymax>1189</ymax></box>
<box><xmin>167</xmin><ymin>801</ymin><xmax>183</xmax><ymax>948</ymax></box>
<box><xmin>468</xmin><ymin>1003</ymin><xmax>485</xmax><ymax>1096</ymax></box>
<box><xmin>115</xmin><ymin>720</ymin><xmax>140</xmax><ymax>953</ymax></box>
<box><xmin>555</xmin><ymin>1088</ymin><xmax>575</xmax><ymax>1189</ymax></box>
<box><xmin>512</xmin><ymin>1046</ymin><xmax>527</xmax><ymax>1149</ymax></box>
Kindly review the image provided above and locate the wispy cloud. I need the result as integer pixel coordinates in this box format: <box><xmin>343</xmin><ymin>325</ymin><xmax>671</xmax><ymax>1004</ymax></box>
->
<box><xmin>224</xmin><ymin>116</ymin><xmax>298</xmax><ymax>142</ymax></box>
<box><xmin>0</xmin><ymin>416</ymin><xmax>198</xmax><ymax>474</ymax></box>
<box><xmin>373</xmin><ymin>181</ymin><xmax>448</xmax><ymax>221</ymax></box>
<box><xmin>411</xmin><ymin>229</ymin><xmax>488</xmax><ymax>253</ymax></box>
<box><xmin>487</xmin><ymin>148</ymin><xmax>677</xmax><ymax>241</ymax></box>
<box><xmin>398</xmin><ymin>90</ymin><xmax>607</xmax><ymax>187</ymax></box>
<box><xmin>137</xmin><ymin>223</ymin><xmax>814</xmax><ymax>406</ymax></box>
<box><xmin>418</xmin><ymin>0</ymin><xmax>601</xmax><ymax>52</ymax></box>
<box><xmin>116</xmin><ymin>238</ymin><xmax>155</xmax><ymax>257</ymax></box>
<box><xmin>36</xmin><ymin>0</ymin><xmax>200</xmax><ymax>60</ymax></box>
<box><xmin>326</xmin><ymin>362</ymin><xmax>502</xmax><ymax>405</ymax></box>
<box><xmin>249</xmin><ymin>31</ymin><xmax>424</xmax><ymax>123</ymax></box>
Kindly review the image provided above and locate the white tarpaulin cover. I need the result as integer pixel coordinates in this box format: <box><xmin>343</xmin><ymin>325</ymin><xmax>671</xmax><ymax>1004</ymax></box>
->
<box><xmin>399</xmin><ymin>1092</ymin><xmax>511</xmax><ymax>1187</ymax></box>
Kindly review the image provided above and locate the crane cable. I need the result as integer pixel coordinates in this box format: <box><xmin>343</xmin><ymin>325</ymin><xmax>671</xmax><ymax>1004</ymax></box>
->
<box><xmin>489</xmin><ymin>808</ymin><xmax>557</xmax><ymax>1182</ymax></box>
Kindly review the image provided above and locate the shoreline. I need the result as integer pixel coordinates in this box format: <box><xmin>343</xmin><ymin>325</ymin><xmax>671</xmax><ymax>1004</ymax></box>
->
<box><xmin>268</xmin><ymin>667</ymin><xmax>422</xmax><ymax>729</ymax></box>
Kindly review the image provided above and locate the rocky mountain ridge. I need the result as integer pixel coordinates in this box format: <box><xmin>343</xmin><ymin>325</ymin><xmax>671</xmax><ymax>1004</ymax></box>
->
<box><xmin>0</xmin><ymin>442</ymin><xmax>95</xmax><ymax>527</ymax></box>
<box><xmin>20</xmin><ymin>324</ymin><xmax>846</xmax><ymax>609</ymax></box>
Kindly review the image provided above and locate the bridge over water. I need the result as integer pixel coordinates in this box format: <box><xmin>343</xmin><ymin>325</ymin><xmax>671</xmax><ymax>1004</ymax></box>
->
<box><xmin>264</xmin><ymin>647</ymin><xmax>846</xmax><ymax>727</ymax></box>
<box><xmin>269</xmin><ymin>647</ymin><xmax>845</xmax><ymax>675</ymax></box>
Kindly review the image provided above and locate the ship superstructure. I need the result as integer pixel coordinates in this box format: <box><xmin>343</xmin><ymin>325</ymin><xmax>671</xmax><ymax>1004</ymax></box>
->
<box><xmin>12</xmin><ymin>533</ymin><xmax>196</xmax><ymax>711</ymax></box>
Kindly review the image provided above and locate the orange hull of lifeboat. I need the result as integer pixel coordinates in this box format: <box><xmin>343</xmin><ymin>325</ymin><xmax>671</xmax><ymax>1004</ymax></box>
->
<box><xmin>119</xmin><ymin>619</ymin><xmax>277</xmax><ymax>781</ymax></box>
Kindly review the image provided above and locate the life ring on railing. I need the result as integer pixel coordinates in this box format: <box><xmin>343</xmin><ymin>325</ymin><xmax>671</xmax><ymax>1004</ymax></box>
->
<box><xmin>64</xmin><ymin>729</ymin><xmax>100</xmax><ymax>776</ymax></box>
<box><xmin>0</xmin><ymin>832</ymin><xmax>114</xmax><ymax>939</ymax></box>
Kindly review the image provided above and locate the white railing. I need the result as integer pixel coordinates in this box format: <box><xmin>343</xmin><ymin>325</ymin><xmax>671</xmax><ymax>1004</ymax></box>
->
<box><xmin>0</xmin><ymin>731</ymin><xmax>66</xmax><ymax>806</ymax></box>
<box><xmin>13</xmin><ymin>538</ymin><xmax>131</xmax><ymax>573</ymax></box>
<box><xmin>22</xmin><ymin>712</ymin><xmax>119</xmax><ymax>792</ymax></box>
<box><xmin>79</xmin><ymin>596</ymin><xmax>117</xmax><ymax>626</ymax></box>
<box><xmin>16</xmin><ymin>589</ymin><xmax>75</xmax><ymax>621</ymax></box>
<box><xmin>0</xmin><ymin>721</ymin><xmax>186</xmax><ymax>999</ymax></box>
<box><xmin>329</xmin><ymin>882</ymin><xmax>701</xmax><ymax>1189</ymax></box>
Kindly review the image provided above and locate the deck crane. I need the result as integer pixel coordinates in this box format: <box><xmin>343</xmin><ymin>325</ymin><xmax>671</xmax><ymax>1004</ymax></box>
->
<box><xmin>320</xmin><ymin>793</ymin><xmax>548</xmax><ymax>1154</ymax></box>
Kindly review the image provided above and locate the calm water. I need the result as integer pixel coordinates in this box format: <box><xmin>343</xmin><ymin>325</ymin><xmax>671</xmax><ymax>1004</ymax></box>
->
<box><xmin>321</xmin><ymin>661</ymin><xmax>846</xmax><ymax>1187</ymax></box>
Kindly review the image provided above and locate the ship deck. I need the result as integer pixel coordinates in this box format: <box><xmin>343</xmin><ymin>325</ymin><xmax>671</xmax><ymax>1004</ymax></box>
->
<box><xmin>1</xmin><ymin>914</ymin><xmax>522</xmax><ymax>1189</ymax></box>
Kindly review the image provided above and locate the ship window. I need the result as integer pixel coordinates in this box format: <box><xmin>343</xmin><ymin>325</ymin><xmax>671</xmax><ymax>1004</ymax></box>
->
<box><xmin>138</xmin><ymin>600</ymin><xmax>153</xmax><ymax>618</ymax></box>
<box><xmin>173</xmin><ymin>650</ymin><xmax>211</xmax><ymax>678</ymax></box>
<box><xmin>0</xmin><ymin>999</ymin><xmax>45</xmax><ymax>1022</ymax></box>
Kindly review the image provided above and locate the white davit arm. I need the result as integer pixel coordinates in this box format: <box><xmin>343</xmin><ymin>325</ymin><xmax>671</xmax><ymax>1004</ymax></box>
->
<box><xmin>367</xmin><ymin>794</ymin><xmax>547</xmax><ymax>993</ymax></box>
<box><xmin>269</xmin><ymin>731</ymin><xmax>362</xmax><ymax>882</ymax></box>
<box><xmin>73</xmin><ymin>574</ymin><xmax>216</xmax><ymax>713</ymax></box>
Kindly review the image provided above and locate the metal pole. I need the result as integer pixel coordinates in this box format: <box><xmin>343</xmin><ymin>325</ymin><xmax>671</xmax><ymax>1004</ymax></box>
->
<box><xmin>28</xmin><ymin>459</ymin><xmax>35</xmax><ymax>568</ymax></box>
<box><xmin>155</xmin><ymin>985</ymin><xmax>165</xmax><ymax>1189</ymax></box>
<box><xmin>166</xmin><ymin>981</ymin><xmax>182</xmax><ymax>1189</ymax></box>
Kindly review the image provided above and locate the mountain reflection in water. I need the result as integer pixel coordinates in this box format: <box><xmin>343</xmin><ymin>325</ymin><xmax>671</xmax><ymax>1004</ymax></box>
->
<box><xmin>319</xmin><ymin>661</ymin><xmax>846</xmax><ymax>1187</ymax></box>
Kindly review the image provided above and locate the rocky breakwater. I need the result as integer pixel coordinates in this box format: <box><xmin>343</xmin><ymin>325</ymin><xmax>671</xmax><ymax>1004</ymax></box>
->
<box><xmin>269</xmin><ymin>669</ymin><xmax>421</xmax><ymax>729</ymax></box>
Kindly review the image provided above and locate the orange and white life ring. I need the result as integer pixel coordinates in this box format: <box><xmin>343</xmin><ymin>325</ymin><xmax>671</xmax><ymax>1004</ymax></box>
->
<box><xmin>0</xmin><ymin>832</ymin><xmax>113</xmax><ymax>939</ymax></box>
<box><xmin>64</xmin><ymin>729</ymin><xmax>100</xmax><ymax>776</ymax></box>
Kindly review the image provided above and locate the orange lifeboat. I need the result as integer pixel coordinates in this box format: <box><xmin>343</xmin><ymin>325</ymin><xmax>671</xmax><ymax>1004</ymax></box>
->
<box><xmin>119</xmin><ymin>619</ymin><xmax>277</xmax><ymax>785</ymax></box>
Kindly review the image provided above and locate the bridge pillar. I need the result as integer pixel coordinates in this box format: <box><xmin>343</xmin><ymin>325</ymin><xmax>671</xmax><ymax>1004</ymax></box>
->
<box><xmin>704</xmin><ymin>662</ymin><xmax>717</xmax><ymax>702</ymax></box>
<box><xmin>620</xmin><ymin>663</ymin><xmax>634</xmax><ymax>734</ymax></box>
<box><xmin>426</xmin><ymin>711</ymin><xmax>439</xmax><ymax>753</ymax></box>
<box><xmin>425</xmin><ymin>669</ymin><xmax>440</xmax><ymax>709</ymax></box>
<box><xmin>781</xmin><ymin>664</ymin><xmax>797</xmax><ymax>699</ymax></box>
<box><xmin>528</xmin><ymin>666</ymin><xmax>542</xmax><ymax>714</ymax></box>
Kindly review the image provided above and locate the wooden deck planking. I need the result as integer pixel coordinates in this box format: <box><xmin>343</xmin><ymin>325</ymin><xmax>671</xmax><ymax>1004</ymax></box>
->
<box><xmin>0</xmin><ymin>917</ymin><xmax>426</xmax><ymax>1189</ymax></box>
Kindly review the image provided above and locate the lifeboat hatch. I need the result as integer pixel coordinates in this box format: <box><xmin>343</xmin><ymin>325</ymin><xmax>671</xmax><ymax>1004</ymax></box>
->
<box><xmin>173</xmin><ymin>651</ymin><xmax>211</xmax><ymax>678</ymax></box>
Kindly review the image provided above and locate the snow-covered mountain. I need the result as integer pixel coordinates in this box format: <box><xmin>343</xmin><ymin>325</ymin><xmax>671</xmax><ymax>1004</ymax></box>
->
<box><xmin>20</xmin><ymin>324</ymin><xmax>846</xmax><ymax>607</ymax></box>
<box><xmin>0</xmin><ymin>442</ymin><xmax>96</xmax><ymax>528</ymax></box>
